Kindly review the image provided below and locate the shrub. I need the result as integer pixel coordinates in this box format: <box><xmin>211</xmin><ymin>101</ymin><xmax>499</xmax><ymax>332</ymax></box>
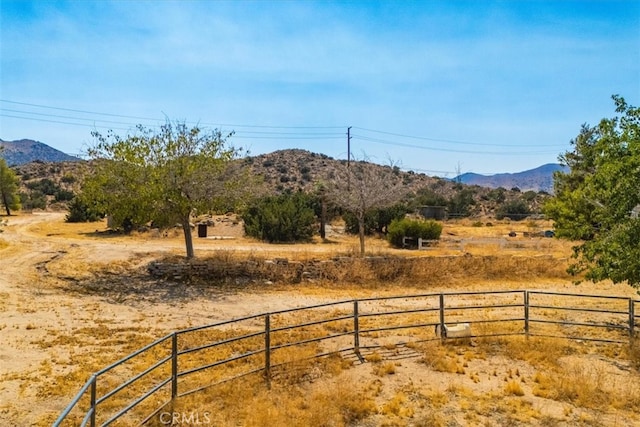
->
<box><xmin>343</xmin><ymin>203</ymin><xmax>408</xmax><ymax>235</ymax></box>
<box><xmin>242</xmin><ymin>192</ymin><xmax>315</xmax><ymax>243</ymax></box>
<box><xmin>54</xmin><ymin>189</ymin><xmax>75</xmax><ymax>202</ymax></box>
<box><xmin>19</xmin><ymin>191</ymin><xmax>46</xmax><ymax>210</ymax></box>
<box><xmin>387</xmin><ymin>218</ymin><xmax>443</xmax><ymax>248</ymax></box>
<box><xmin>61</xmin><ymin>174</ymin><xmax>77</xmax><ymax>184</ymax></box>
<box><xmin>65</xmin><ymin>197</ymin><xmax>104</xmax><ymax>223</ymax></box>
<box><xmin>26</xmin><ymin>178</ymin><xmax>60</xmax><ymax>195</ymax></box>
<box><xmin>496</xmin><ymin>200</ymin><xmax>531</xmax><ymax>221</ymax></box>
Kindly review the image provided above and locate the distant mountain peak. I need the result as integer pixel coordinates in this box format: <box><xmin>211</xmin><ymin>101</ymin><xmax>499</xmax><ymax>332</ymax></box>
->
<box><xmin>0</xmin><ymin>138</ymin><xmax>82</xmax><ymax>165</ymax></box>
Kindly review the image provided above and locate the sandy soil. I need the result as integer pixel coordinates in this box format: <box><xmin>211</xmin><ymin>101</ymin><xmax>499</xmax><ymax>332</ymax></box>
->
<box><xmin>0</xmin><ymin>212</ymin><xmax>638</xmax><ymax>426</ymax></box>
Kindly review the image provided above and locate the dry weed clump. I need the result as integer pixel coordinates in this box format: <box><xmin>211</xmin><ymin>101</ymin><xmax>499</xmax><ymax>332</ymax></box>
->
<box><xmin>149</xmin><ymin>368</ymin><xmax>376</xmax><ymax>427</ymax></box>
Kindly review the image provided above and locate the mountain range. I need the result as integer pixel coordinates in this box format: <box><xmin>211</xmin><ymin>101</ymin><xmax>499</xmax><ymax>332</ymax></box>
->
<box><xmin>0</xmin><ymin>138</ymin><xmax>81</xmax><ymax>165</ymax></box>
<box><xmin>1</xmin><ymin>138</ymin><xmax>566</xmax><ymax>193</ymax></box>
<box><xmin>453</xmin><ymin>163</ymin><xmax>569</xmax><ymax>193</ymax></box>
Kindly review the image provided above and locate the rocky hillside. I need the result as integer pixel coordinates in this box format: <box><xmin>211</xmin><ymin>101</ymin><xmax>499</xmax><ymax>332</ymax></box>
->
<box><xmin>9</xmin><ymin>148</ymin><xmax>553</xmax><ymax>217</ymax></box>
<box><xmin>0</xmin><ymin>139</ymin><xmax>81</xmax><ymax>165</ymax></box>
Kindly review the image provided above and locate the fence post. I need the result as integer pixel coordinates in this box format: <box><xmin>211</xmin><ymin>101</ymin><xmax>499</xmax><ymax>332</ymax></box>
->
<box><xmin>439</xmin><ymin>293</ymin><xmax>446</xmax><ymax>341</ymax></box>
<box><xmin>629</xmin><ymin>299</ymin><xmax>635</xmax><ymax>342</ymax></box>
<box><xmin>524</xmin><ymin>291</ymin><xmax>530</xmax><ymax>338</ymax></box>
<box><xmin>89</xmin><ymin>375</ymin><xmax>96</xmax><ymax>427</ymax></box>
<box><xmin>354</xmin><ymin>300</ymin><xmax>363</xmax><ymax>362</ymax></box>
<box><xmin>171</xmin><ymin>332</ymin><xmax>178</xmax><ymax>399</ymax></box>
<box><xmin>264</xmin><ymin>314</ymin><xmax>271</xmax><ymax>388</ymax></box>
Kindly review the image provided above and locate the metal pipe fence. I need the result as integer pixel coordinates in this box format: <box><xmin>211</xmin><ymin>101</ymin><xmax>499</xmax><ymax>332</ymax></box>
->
<box><xmin>53</xmin><ymin>290</ymin><xmax>639</xmax><ymax>426</ymax></box>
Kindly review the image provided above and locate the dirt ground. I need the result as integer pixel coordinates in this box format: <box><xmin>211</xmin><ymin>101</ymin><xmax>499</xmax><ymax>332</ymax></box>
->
<box><xmin>0</xmin><ymin>212</ymin><xmax>638</xmax><ymax>426</ymax></box>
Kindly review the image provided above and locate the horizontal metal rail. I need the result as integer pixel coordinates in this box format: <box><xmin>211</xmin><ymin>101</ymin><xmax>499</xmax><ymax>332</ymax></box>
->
<box><xmin>528</xmin><ymin>290</ymin><xmax>631</xmax><ymax>301</ymax></box>
<box><xmin>177</xmin><ymin>367</ymin><xmax>265</xmax><ymax>399</ymax></box>
<box><xmin>270</xmin><ymin>314</ymin><xmax>354</xmax><ymax>333</ymax></box>
<box><xmin>96</xmin><ymin>353</ymin><xmax>172</xmax><ymax>405</ymax></box>
<box><xmin>529</xmin><ymin>318</ymin><xmax>628</xmax><ymax>330</ymax></box>
<box><xmin>358</xmin><ymin>307</ymin><xmax>439</xmax><ymax>318</ymax></box>
<box><xmin>177</xmin><ymin>349</ymin><xmax>265</xmax><ymax>378</ymax></box>
<box><xmin>178</xmin><ymin>330</ymin><xmax>265</xmax><ymax>356</ymax></box>
<box><xmin>271</xmin><ymin>330</ymin><xmax>353</xmax><ymax>351</ymax></box>
<box><xmin>360</xmin><ymin>322</ymin><xmax>437</xmax><ymax>335</ymax></box>
<box><xmin>445</xmin><ymin>303</ymin><xmax>524</xmax><ymax>311</ymax></box>
<box><xmin>102</xmin><ymin>377</ymin><xmax>172</xmax><ymax>426</ymax></box>
<box><xmin>267</xmin><ymin>299</ymin><xmax>354</xmax><ymax>316</ymax></box>
<box><xmin>177</xmin><ymin>313</ymin><xmax>264</xmax><ymax>335</ymax></box>
<box><xmin>529</xmin><ymin>304</ymin><xmax>628</xmax><ymax>315</ymax></box>
<box><xmin>95</xmin><ymin>334</ymin><xmax>172</xmax><ymax>377</ymax></box>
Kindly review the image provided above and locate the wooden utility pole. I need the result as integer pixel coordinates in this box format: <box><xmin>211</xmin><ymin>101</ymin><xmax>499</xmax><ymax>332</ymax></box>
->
<box><xmin>347</xmin><ymin>126</ymin><xmax>352</xmax><ymax>167</ymax></box>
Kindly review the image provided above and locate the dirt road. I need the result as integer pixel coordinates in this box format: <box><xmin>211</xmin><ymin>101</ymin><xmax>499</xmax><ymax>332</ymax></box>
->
<box><xmin>0</xmin><ymin>213</ymin><xmax>342</xmax><ymax>425</ymax></box>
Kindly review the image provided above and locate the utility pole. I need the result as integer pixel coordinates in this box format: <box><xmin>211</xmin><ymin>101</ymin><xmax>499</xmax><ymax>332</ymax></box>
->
<box><xmin>347</xmin><ymin>126</ymin><xmax>352</xmax><ymax>167</ymax></box>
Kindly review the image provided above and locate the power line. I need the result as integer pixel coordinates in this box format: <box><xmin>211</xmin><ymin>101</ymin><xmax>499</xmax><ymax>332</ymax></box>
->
<box><xmin>0</xmin><ymin>99</ymin><xmax>345</xmax><ymax>130</ymax></box>
<box><xmin>0</xmin><ymin>98</ymin><xmax>567</xmax><ymax>158</ymax></box>
<box><xmin>352</xmin><ymin>135</ymin><xmax>560</xmax><ymax>156</ymax></box>
<box><xmin>352</xmin><ymin>126</ymin><xmax>566</xmax><ymax>148</ymax></box>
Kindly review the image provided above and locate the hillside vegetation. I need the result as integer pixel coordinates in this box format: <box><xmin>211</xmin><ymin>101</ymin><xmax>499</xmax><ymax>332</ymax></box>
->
<box><xmin>9</xmin><ymin>149</ymin><xmax>550</xmax><ymax>219</ymax></box>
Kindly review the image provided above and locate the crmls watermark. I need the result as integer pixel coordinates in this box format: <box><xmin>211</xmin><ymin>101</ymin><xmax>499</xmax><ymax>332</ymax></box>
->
<box><xmin>159</xmin><ymin>411</ymin><xmax>211</xmax><ymax>425</ymax></box>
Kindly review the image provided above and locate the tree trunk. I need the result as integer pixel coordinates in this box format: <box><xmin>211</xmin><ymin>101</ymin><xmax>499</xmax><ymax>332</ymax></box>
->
<box><xmin>358</xmin><ymin>215</ymin><xmax>366</xmax><ymax>256</ymax></box>
<box><xmin>182</xmin><ymin>218</ymin><xmax>195</xmax><ymax>259</ymax></box>
<box><xmin>1</xmin><ymin>191</ymin><xmax>11</xmax><ymax>216</ymax></box>
<box><xmin>319</xmin><ymin>199</ymin><xmax>327</xmax><ymax>240</ymax></box>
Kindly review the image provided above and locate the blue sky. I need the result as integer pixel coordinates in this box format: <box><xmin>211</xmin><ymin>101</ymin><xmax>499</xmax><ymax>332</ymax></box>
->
<box><xmin>1</xmin><ymin>1</ymin><xmax>638</xmax><ymax>176</ymax></box>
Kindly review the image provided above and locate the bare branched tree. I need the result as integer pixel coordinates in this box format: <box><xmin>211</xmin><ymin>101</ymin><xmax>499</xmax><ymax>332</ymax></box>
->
<box><xmin>328</xmin><ymin>156</ymin><xmax>407</xmax><ymax>255</ymax></box>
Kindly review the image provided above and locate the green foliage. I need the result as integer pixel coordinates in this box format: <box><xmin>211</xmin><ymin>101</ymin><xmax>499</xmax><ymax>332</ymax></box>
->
<box><xmin>447</xmin><ymin>188</ymin><xmax>476</xmax><ymax>217</ymax></box>
<box><xmin>387</xmin><ymin>218</ymin><xmax>443</xmax><ymax>248</ymax></box>
<box><xmin>61</xmin><ymin>174</ymin><xmax>77</xmax><ymax>184</ymax></box>
<box><xmin>83</xmin><ymin>121</ymin><xmax>249</xmax><ymax>258</ymax></box>
<box><xmin>343</xmin><ymin>203</ymin><xmax>408</xmax><ymax>235</ymax></box>
<box><xmin>483</xmin><ymin>187</ymin><xmax>507</xmax><ymax>203</ymax></box>
<box><xmin>242</xmin><ymin>192</ymin><xmax>316</xmax><ymax>243</ymax></box>
<box><xmin>18</xmin><ymin>191</ymin><xmax>46</xmax><ymax>210</ymax></box>
<box><xmin>522</xmin><ymin>190</ymin><xmax>538</xmax><ymax>202</ymax></box>
<box><xmin>54</xmin><ymin>189</ymin><xmax>75</xmax><ymax>202</ymax></box>
<box><xmin>496</xmin><ymin>200</ymin><xmax>531</xmax><ymax>220</ymax></box>
<box><xmin>65</xmin><ymin>196</ymin><xmax>104</xmax><ymax>223</ymax></box>
<box><xmin>26</xmin><ymin>178</ymin><xmax>59</xmax><ymax>195</ymax></box>
<box><xmin>544</xmin><ymin>95</ymin><xmax>640</xmax><ymax>286</ymax></box>
<box><xmin>413</xmin><ymin>188</ymin><xmax>448</xmax><ymax>208</ymax></box>
<box><xmin>0</xmin><ymin>159</ymin><xmax>21</xmax><ymax>215</ymax></box>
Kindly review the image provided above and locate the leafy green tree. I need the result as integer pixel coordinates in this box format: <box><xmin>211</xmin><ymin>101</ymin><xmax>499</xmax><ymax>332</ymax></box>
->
<box><xmin>19</xmin><ymin>191</ymin><xmax>46</xmax><ymax>210</ymax></box>
<box><xmin>496</xmin><ymin>200</ymin><xmax>531</xmax><ymax>220</ymax></box>
<box><xmin>544</xmin><ymin>95</ymin><xmax>640</xmax><ymax>286</ymax></box>
<box><xmin>65</xmin><ymin>196</ymin><xmax>104</xmax><ymax>223</ymax></box>
<box><xmin>84</xmin><ymin>121</ymin><xmax>249</xmax><ymax>258</ymax></box>
<box><xmin>0</xmin><ymin>158</ymin><xmax>21</xmax><ymax>215</ymax></box>
<box><xmin>343</xmin><ymin>203</ymin><xmax>408</xmax><ymax>235</ymax></box>
<box><xmin>447</xmin><ymin>187</ymin><xmax>476</xmax><ymax>217</ymax></box>
<box><xmin>242</xmin><ymin>192</ymin><xmax>315</xmax><ymax>243</ymax></box>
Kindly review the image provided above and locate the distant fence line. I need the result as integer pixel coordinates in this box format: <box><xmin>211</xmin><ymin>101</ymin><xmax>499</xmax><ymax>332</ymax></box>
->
<box><xmin>54</xmin><ymin>290</ymin><xmax>639</xmax><ymax>426</ymax></box>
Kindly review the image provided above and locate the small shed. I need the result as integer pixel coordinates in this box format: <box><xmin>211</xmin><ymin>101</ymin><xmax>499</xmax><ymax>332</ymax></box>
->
<box><xmin>418</xmin><ymin>206</ymin><xmax>447</xmax><ymax>220</ymax></box>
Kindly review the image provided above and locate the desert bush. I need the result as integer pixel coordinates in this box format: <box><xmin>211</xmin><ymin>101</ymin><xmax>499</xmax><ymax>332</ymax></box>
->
<box><xmin>242</xmin><ymin>192</ymin><xmax>315</xmax><ymax>243</ymax></box>
<box><xmin>496</xmin><ymin>200</ymin><xmax>531</xmax><ymax>220</ymax></box>
<box><xmin>25</xmin><ymin>178</ymin><xmax>60</xmax><ymax>196</ymax></box>
<box><xmin>343</xmin><ymin>203</ymin><xmax>408</xmax><ymax>235</ymax></box>
<box><xmin>65</xmin><ymin>196</ymin><xmax>104</xmax><ymax>223</ymax></box>
<box><xmin>19</xmin><ymin>191</ymin><xmax>46</xmax><ymax>210</ymax></box>
<box><xmin>387</xmin><ymin>218</ymin><xmax>442</xmax><ymax>248</ymax></box>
